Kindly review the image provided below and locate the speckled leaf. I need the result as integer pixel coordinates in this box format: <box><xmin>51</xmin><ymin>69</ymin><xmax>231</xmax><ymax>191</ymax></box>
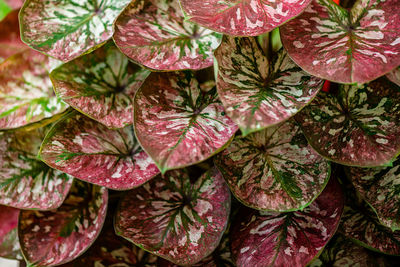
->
<box><xmin>387</xmin><ymin>66</ymin><xmax>400</xmax><ymax>86</ymax></box>
<box><xmin>18</xmin><ymin>180</ymin><xmax>108</xmax><ymax>266</ymax></box>
<box><xmin>19</xmin><ymin>0</ymin><xmax>131</xmax><ymax>62</ymax></box>
<box><xmin>134</xmin><ymin>71</ymin><xmax>238</xmax><ymax>173</ymax></box>
<box><xmin>39</xmin><ymin>111</ymin><xmax>159</xmax><ymax>190</ymax></box>
<box><xmin>280</xmin><ymin>0</ymin><xmax>400</xmax><ymax>84</ymax></box>
<box><xmin>296</xmin><ymin>77</ymin><xmax>400</xmax><ymax>167</ymax></box>
<box><xmin>113</xmin><ymin>0</ymin><xmax>221</xmax><ymax>71</ymax></box>
<box><xmin>51</xmin><ymin>43</ymin><xmax>150</xmax><ymax>129</ymax></box>
<box><xmin>179</xmin><ymin>0</ymin><xmax>312</xmax><ymax>36</ymax></box>
<box><xmin>115</xmin><ymin>167</ymin><xmax>231</xmax><ymax>266</ymax></box>
<box><xmin>0</xmin><ymin>49</ymin><xmax>68</xmax><ymax>130</ymax></box>
<box><xmin>0</xmin><ymin>128</ymin><xmax>73</xmax><ymax>210</ymax></box>
<box><xmin>0</xmin><ymin>205</ymin><xmax>21</xmax><ymax>260</ymax></box>
<box><xmin>215</xmin><ymin>36</ymin><xmax>324</xmax><ymax>135</ymax></box>
<box><xmin>0</xmin><ymin>9</ymin><xmax>26</xmax><ymax>63</ymax></box>
<box><xmin>231</xmin><ymin>177</ymin><xmax>344</xmax><ymax>267</ymax></box>
<box><xmin>215</xmin><ymin>119</ymin><xmax>330</xmax><ymax>212</ymax></box>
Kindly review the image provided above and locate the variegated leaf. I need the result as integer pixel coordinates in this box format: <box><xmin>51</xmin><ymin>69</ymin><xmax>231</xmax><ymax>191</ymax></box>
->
<box><xmin>0</xmin><ymin>128</ymin><xmax>73</xmax><ymax>210</ymax></box>
<box><xmin>115</xmin><ymin>167</ymin><xmax>231</xmax><ymax>266</ymax></box>
<box><xmin>214</xmin><ymin>119</ymin><xmax>330</xmax><ymax>212</ymax></box>
<box><xmin>296</xmin><ymin>77</ymin><xmax>400</xmax><ymax>167</ymax></box>
<box><xmin>18</xmin><ymin>181</ymin><xmax>108</xmax><ymax>266</ymax></box>
<box><xmin>387</xmin><ymin>66</ymin><xmax>400</xmax><ymax>86</ymax></box>
<box><xmin>51</xmin><ymin>43</ymin><xmax>150</xmax><ymax>129</ymax></box>
<box><xmin>113</xmin><ymin>0</ymin><xmax>221</xmax><ymax>71</ymax></box>
<box><xmin>215</xmin><ymin>36</ymin><xmax>323</xmax><ymax>135</ymax></box>
<box><xmin>231</xmin><ymin>177</ymin><xmax>344</xmax><ymax>267</ymax></box>
<box><xmin>179</xmin><ymin>0</ymin><xmax>312</xmax><ymax>36</ymax></box>
<box><xmin>0</xmin><ymin>49</ymin><xmax>68</xmax><ymax>130</ymax></box>
<box><xmin>19</xmin><ymin>0</ymin><xmax>131</xmax><ymax>62</ymax></box>
<box><xmin>39</xmin><ymin>111</ymin><xmax>159</xmax><ymax>190</ymax></box>
<box><xmin>0</xmin><ymin>10</ymin><xmax>26</xmax><ymax>63</ymax></box>
<box><xmin>280</xmin><ymin>0</ymin><xmax>400</xmax><ymax>84</ymax></box>
<box><xmin>0</xmin><ymin>205</ymin><xmax>21</xmax><ymax>260</ymax></box>
<box><xmin>134</xmin><ymin>71</ymin><xmax>238</xmax><ymax>173</ymax></box>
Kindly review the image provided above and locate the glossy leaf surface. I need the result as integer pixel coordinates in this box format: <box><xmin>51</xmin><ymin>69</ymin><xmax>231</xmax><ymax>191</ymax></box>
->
<box><xmin>19</xmin><ymin>181</ymin><xmax>108</xmax><ymax>266</ymax></box>
<box><xmin>51</xmin><ymin>43</ymin><xmax>150</xmax><ymax>128</ymax></box>
<box><xmin>19</xmin><ymin>0</ymin><xmax>131</xmax><ymax>62</ymax></box>
<box><xmin>215</xmin><ymin>36</ymin><xmax>323</xmax><ymax>135</ymax></box>
<box><xmin>113</xmin><ymin>0</ymin><xmax>221</xmax><ymax>71</ymax></box>
<box><xmin>280</xmin><ymin>0</ymin><xmax>400</xmax><ymax>84</ymax></box>
<box><xmin>134</xmin><ymin>71</ymin><xmax>238</xmax><ymax>173</ymax></box>
<box><xmin>0</xmin><ymin>205</ymin><xmax>21</xmax><ymax>259</ymax></box>
<box><xmin>0</xmin><ymin>10</ymin><xmax>26</xmax><ymax>63</ymax></box>
<box><xmin>296</xmin><ymin>78</ymin><xmax>400</xmax><ymax>167</ymax></box>
<box><xmin>40</xmin><ymin>111</ymin><xmax>159</xmax><ymax>190</ymax></box>
<box><xmin>115</xmin><ymin>167</ymin><xmax>231</xmax><ymax>265</ymax></box>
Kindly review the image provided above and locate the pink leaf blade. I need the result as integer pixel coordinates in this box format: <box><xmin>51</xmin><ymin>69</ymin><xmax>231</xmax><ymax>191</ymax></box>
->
<box><xmin>0</xmin><ymin>10</ymin><xmax>27</xmax><ymax>63</ymax></box>
<box><xmin>0</xmin><ymin>205</ymin><xmax>21</xmax><ymax>260</ymax></box>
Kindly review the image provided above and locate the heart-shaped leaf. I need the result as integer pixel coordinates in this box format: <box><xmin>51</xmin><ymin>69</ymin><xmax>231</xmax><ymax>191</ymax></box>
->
<box><xmin>39</xmin><ymin>111</ymin><xmax>159</xmax><ymax>190</ymax></box>
<box><xmin>387</xmin><ymin>66</ymin><xmax>400</xmax><ymax>86</ymax></box>
<box><xmin>0</xmin><ymin>128</ymin><xmax>73</xmax><ymax>210</ymax></box>
<box><xmin>113</xmin><ymin>0</ymin><xmax>221</xmax><ymax>71</ymax></box>
<box><xmin>280</xmin><ymin>0</ymin><xmax>400</xmax><ymax>84</ymax></box>
<box><xmin>18</xmin><ymin>180</ymin><xmax>108</xmax><ymax>266</ymax></box>
<box><xmin>115</xmin><ymin>167</ymin><xmax>231</xmax><ymax>266</ymax></box>
<box><xmin>214</xmin><ymin>36</ymin><xmax>323</xmax><ymax>135</ymax></box>
<box><xmin>0</xmin><ymin>205</ymin><xmax>21</xmax><ymax>260</ymax></box>
<box><xmin>215</xmin><ymin>119</ymin><xmax>330</xmax><ymax>212</ymax></box>
<box><xmin>134</xmin><ymin>71</ymin><xmax>238</xmax><ymax>173</ymax></box>
<box><xmin>296</xmin><ymin>77</ymin><xmax>400</xmax><ymax>167</ymax></box>
<box><xmin>0</xmin><ymin>10</ymin><xmax>26</xmax><ymax>63</ymax></box>
<box><xmin>50</xmin><ymin>43</ymin><xmax>150</xmax><ymax>129</ymax></box>
<box><xmin>19</xmin><ymin>0</ymin><xmax>131</xmax><ymax>62</ymax></box>
<box><xmin>231</xmin><ymin>177</ymin><xmax>344</xmax><ymax>267</ymax></box>
<box><xmin>179</xmin><ymin>0</ymin><xmax>312</xmax><ymax>36</ymax></box>
<box><xmin>0</xmin><ymin>49</ymin><xmax>68</xmax><ymax>130</ymax></box>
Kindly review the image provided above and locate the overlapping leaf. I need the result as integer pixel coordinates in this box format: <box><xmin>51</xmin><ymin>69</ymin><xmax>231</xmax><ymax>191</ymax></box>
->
<box><xmin>280</xmin><ymin>0</ymin><xmax>400</xmax><ymax>84</ymax></box>
<box><xmin>0</xmin><ymin>205</ymin><xmax>21</xmax><ymax>260</ymax></box>
<box><xmin>0</xmin><ymin>49</ymin><xmax>68</xmax><ymax>130</ymax></box>
<box><xmin>0</xmin><ymin>128</ymin><xmax>73</xmax><ymax>210</ymax></box>
<box><xmin>215</xmin><ymin>119</ymin><xmax>330</xmax><ymax>212</ymax></box>
<box><xmin>179</xmin><ymin>0</ymin><xmax>312</xmax><ymax>36</ymax></box>
<box><xmin>18</xmin><ymin>181</ymin><xmax>108</xmax><ymax>266</ymax></box>
<box><xmin>115</xmin><ymin>167</ymin><xmax>231</xmax><ymax>266</ymax></box>
<box><xmin>40</xmin><ymin>111</ymin><xmax>159</xmax><ymax>190</ymax></box>
<box><xmin>51</xmin><ymin>43</ymin><xmax>150</xmax><ymax>129</ymax></box>
<box><xmin>19</xmin><ymin>0</ymin><xmax>131</xmax><ymax>62</ymax></box>
<box><xmin>215</xmin><ymin>36</ymin><xmax>323</xmax><ymax>135</ymax></box>
<box><xmin>296</xmin><ymin>77</ymin><xmax>400</xmax><ymax>167</ymax></box>
<box><xmin>387</xmin><ymin>66</ymin><xmax>400</xmax><ymax>86</ymax></box>
<box><xmin>113</xmin><ymin>0</ymin><xmax>221</xmax><ymax>71</ymax></box>
<box><xmin>134</xmin><ymin>71</ymin><xmax>238</xmax><ymax>173</ymax></box>
<box><xmin>231</xmin><ymin>178</ymin><xmax>344</xmax><ymax>267</ymax></box>
<box><xmin>0</xmin><ymin>10</ymin><xmax>26</xmax><ymax>63</ymax></box>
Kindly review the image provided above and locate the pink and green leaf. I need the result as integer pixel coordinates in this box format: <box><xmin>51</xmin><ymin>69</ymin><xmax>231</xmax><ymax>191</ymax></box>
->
<box><xmin>4</xmin><ymin>0</ymin><xmax>23</xmax><ymax>9</ymax></box>
<box><xmin>113</xmin><ymin>0</ymin><xmax>221</xmax><ymax>71</ymax></box>
<box><xmin>18</xmin><ymin>180</ymin><xmax>108</xmax><ymax>266</ymax></box>
<box><xmin>0</xmin><ymin>205</ymin><xmax>21</xmax><ymax>260</ymax></box>
<box><xmin>214</xmin><ymin>36</ymin><xmax>324</xmax><ymax>135</ymax></box>
<box><xmin>0</xmin><ymin>9</ymin><xmax>26</xmax><ymax>63</ymax></box>
<box><xmin>115</xmin><ymin>167</ymin><xmax>231</xmax><ymax>266</ymax></box>
<box><xmin>50</xmin><ymin>42</ymin><xmax>150</xmax><ymax>129</ymax></box>
<box><xmin>179</xmin><ymin>0</ymin><xmax>313</xmax><ymax>36</ymax></box>
<box><xmin>134</xmin><ymin>71</ymin><xmax>238</xmax><ymax>173</ymax></box>
<box><xmin>19</xmin><ymin>0</ymin><xmax>131</xmax><ymax>62</ymax></box>
<box><xmin>296</xmin><ymin>77</ymin><xmax>400</xmax><ymax>167</ymax></box>
<box><xmin>280</xmin><ymin>0</ymin><xmax>400</xmax><ymax>84</ymax></box>
<box><xmin>39</xmin><ymin>111</ymin><xmax>160</xmax><ymax>190</ymax></box>
<box><xmin>386</xmin><ymin>66</ymin><xmax>400</xmax><ymax>86</ymax></box>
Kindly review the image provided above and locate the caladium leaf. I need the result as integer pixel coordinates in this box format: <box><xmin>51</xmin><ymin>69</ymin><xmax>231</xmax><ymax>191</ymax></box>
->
<box><xmin>18</xmin><ymin>181</ymin><xmax>108</xmax><ymax>266</ymax></box>
<box><xmin>113</xmin><ymin>0</ymin><xmax>221</xmax><ymax>71</ymax></box>
<box><xmin>231</xmin><ymin>177</ymin><xmax>344</xmax><ymax>267</ymax></box>
<box><xmin>0</xmin><ymin>49</ymin><xmax>68</xmax><ymax>130</ymax></box>
<box><xmin>115</xmin><ymin>167</ymin><xmax>231</xmax><ymax>266</ymax></box>
<box><xmin>214</xmin><ymin>119</ymin><xmax>330</xmax><ymax>212</ymax></box>
<box><xmin>296</xmin><ymin>77</ymin><xmax>400</xmax><ymax>167</ymax></box>
<box><xmin>387</xmin><ymin>66</ymin><xmax>400</xmax><ymax>86</ymax></box>
<box><xmin>50</xmin><ymin>43</ymin><xmax>150</xmax><ymax>129</ymax></box>
<box><xmin>280</xmin><ymin>0</ymin><xmax>400</xmax><ymax>84</ymax></box>
<box><xmin>134</xmin><ymin>71</ymin><xmax>238</xmax><ymax>173</ymax></box>
<box><xmin>19</xmin><ymin>0</ymin><xmax>131</xmax><ymax>62</ymax></box>
<box><xmin>0</xmin><ymin>10</ymin><xmax>26</xmax><ymax>63</ymax></box>
<box><xmin>0</xmin><ymin>128</ymin><xmax>73</xmax><ymax>210</ymax></box>
<box><xmin>0</xmin><ymin>205</ymin><xmax>21</xmax><ymax>260</ymax></box>
<box><xmin>214</xmin><ymin>36</ymin><xmax>324</xmax><ymax>135</ymax></box>
<box><xmin>179</xmin><ymin>0</ymin><xmax>312</xmax><ymax>36</ymax></box>
<box><xmin>39</xmin><ymin>111</ymin><xmax>159</xmax><ymax>190</ymax></box>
